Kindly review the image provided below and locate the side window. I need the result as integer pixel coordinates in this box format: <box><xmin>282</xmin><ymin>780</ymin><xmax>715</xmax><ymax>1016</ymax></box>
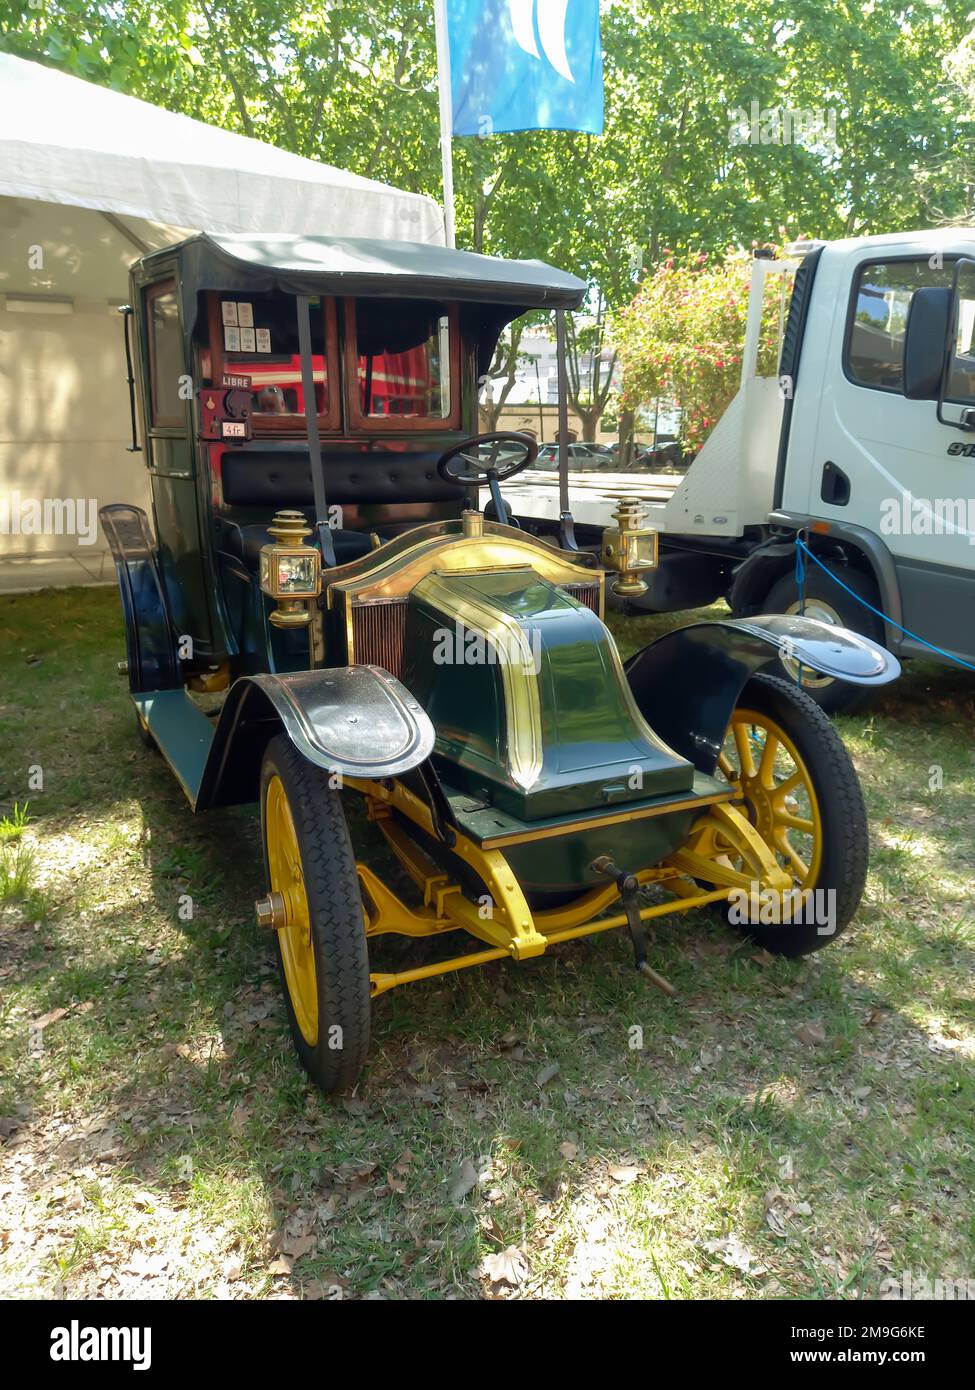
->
<box><xmin>846</xmin><ymin>259</ymin><xmax>952</xmax><ymax>392</ymax></box>
<box><xmin>946</xmin><ymin>260</ymin><xmax>975</xmax><ymax>406</ymax></box>
<box><xmin>146</xmin><ymin>283</ymin><xmax>184</xmax><ymax>427</ymax></box>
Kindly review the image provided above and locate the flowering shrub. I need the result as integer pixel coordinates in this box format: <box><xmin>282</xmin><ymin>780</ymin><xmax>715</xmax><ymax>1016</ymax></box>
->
<box><xmin>613</xmin><ymin>249</ymin><xmax>790</xmax><ymax>452</ymax></box>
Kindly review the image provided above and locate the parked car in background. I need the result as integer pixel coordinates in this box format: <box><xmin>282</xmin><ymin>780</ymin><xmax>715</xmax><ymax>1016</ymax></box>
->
<box><xmin>633</xmin><ymin>439</ymin><xmax>684</xmax><ymax>470</ymax></box>
<box><xmin>535</xmin><ymin>442</ymin><xmax>612</xmax><ymax>467</ymax></box>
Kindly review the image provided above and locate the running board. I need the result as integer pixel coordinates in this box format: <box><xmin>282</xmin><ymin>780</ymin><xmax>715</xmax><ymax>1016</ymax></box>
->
<box><xmin>134</xmin><ymin>690</ymin><xmax>215</xmax><ymax>805</ymax></box>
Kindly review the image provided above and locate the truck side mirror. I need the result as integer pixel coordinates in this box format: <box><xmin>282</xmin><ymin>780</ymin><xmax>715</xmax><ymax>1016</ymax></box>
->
<box><xmin>903</xmin><ymin>287</ymin><xmax>952</xmax><ymax>400</ymax></box>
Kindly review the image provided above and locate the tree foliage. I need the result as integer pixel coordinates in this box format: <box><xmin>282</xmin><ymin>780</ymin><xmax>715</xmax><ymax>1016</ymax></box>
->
<box><xmin>4</xmin><ymin>0</ymin><xmax>975</xmax><ymax>418</ymax></box>
<box><xmin>6</xmin><ymin>1</ymin><xmax>975</xmax><ymax>273</ymax></box>
<box><xmin>614</xmin><ymin>250</ymin><xmax>787</xmax><ymax>451</ymax></box>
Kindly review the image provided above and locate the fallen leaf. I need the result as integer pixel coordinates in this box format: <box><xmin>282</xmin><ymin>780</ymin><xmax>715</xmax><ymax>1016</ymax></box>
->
<box><xmin>281</xmin><ymin>1232</ymin><xmax>317</xmax><ymax>1259</ymax></box>
<box><xmin>795</xmin><ymin>1021</ymin><xmax>827</xmax><ymax>1047</ymax></box>
<box><xmin>448</xmin><ymin>1158</ymin><xmax>479</xmax><ymax>1202</ymax></box>
<box><xmin>304</xmin><ymin>1273</ymin><xmax>346</xmax><ymax>1300</ymax></box>
<box><xmin>608</xmin><ymin>1164</ymin><xmax>643</xmax><ymax>1185</ymax></box>
<box><xmin>481</xmin><ymin>1246</ymin><xmax>529</xmax><ymax>1288</ymax></box>
<box><xmin>32</xmin><ymin>1007</ymin><xmax>68</xmax><ymax>1031</ymax></box>
<box><xmin>702</xmin><ymin>1235</ymin><xmax>764</xmax><ymax>1276</ymax></box>
<box><xmin>536</xmin><ymin>1062</ymin><xmax>561</xmax><ymax>1087</ymax></box>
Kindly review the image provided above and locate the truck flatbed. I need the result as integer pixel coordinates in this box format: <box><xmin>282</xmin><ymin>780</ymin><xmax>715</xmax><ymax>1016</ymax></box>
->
<box><xmin>481</xmin><ymin>468</ymin><xmax>679</xmax><ymax>527</ymax></box>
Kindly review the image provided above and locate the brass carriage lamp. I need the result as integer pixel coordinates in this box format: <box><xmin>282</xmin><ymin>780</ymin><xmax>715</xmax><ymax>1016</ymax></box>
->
<box><xmin>601</xmin><ymin>499</ymin><xmax>658</xmax><ymax>598</ymax></box>
<box><xmin>259</xmin><ymin>509</ymin><xmax>321</xmax><ymax>627</ymax></box>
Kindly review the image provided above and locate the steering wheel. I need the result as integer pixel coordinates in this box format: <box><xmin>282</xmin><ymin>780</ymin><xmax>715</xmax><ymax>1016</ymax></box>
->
<box><xmin>437</xmin><ymin>432</ymin><xmax>537</xmax><ymax>526</ymax></box>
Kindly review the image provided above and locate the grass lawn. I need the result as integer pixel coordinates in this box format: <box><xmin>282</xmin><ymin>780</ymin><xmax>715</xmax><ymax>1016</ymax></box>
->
<box><xmin>1</xmin><ymin>585</ymin><xmax>973</xmax><ymax>1300</ymax></box>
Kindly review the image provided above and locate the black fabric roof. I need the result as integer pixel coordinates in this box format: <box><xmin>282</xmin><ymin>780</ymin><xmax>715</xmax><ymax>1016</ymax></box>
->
<box><xmin>140</xmin><ymin>232</ymin><xmax>587</xmax><ymax>310</ymax></box>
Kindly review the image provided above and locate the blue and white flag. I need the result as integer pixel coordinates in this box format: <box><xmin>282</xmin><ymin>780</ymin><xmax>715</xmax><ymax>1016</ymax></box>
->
<box><xmin>446</xmin><ymin>0</ymin><xmax>603</xmax><ymax>137</ymax></box>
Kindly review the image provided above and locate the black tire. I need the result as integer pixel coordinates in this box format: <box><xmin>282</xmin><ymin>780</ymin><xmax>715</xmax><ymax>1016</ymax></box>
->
<box><xmin>762</xmin><ymin>566</ymin><xmax>886</xmax><ymax>715</ymax></box>
<box><xmin>717</xmin><ymin>672</ymin><xmax>868</xmax><ymax>957</ymax></box>
<box><xmin>260</xmin><ymin>735</ymin><xmax>370</xmax><ymax>1093</ymax></box>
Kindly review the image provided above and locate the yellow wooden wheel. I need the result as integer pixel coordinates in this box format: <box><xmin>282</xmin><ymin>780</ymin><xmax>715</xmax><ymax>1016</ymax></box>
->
<box><xmin>259</xmin><ymin>736</ymin><xmax>370</xmax><ymax>1093</ymax></box>
<box><xmin>718</xmin><ymin>707</ymin><xmax>824</xmax><ymax>889</ymax></box>
<box><xmin>709</xmin><ymin>672</ymin><xmax>867</xmax><ymax>955</ymax></box>
<box><xmin>265</xmin><ymin>773</ymin><xmax>318</xmax><ymax>1046</ymax></box>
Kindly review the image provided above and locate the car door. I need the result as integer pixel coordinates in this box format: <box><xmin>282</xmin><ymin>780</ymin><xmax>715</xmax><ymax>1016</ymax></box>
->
<box><xmin>809</xmin><ymin>243</ymin><xmax>975</xmax><ymax>661</ymax></box>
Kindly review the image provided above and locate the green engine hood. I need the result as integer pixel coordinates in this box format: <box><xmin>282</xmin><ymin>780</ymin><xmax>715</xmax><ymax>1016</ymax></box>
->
<box><xmin>401</xmin><ymin>567</ymin><xmax>694</xmax><ymax>821</ymax></box>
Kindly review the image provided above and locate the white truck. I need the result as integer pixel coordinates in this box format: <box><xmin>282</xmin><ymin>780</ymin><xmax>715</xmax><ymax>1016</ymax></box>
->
<box><xmin>498</xmin><ymin>230</ymin><xmax>975</xmax><ymax>711</ymax></box>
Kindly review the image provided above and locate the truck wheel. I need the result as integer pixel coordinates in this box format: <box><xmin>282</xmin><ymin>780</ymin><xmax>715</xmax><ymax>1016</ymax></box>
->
<box><xmin>714</xmin><ymin>673</ymin><xmax>868</xmax><ymax>956</ymax></box>
<box><xmin>762</xmin><ymin>567</ymin><xmax>886</xmax><ymax>714</ymax></box>
<box><xmin>260</xmin><ymin>735</ymin><xmax>370</xmax><ymax>1094</ymax></box>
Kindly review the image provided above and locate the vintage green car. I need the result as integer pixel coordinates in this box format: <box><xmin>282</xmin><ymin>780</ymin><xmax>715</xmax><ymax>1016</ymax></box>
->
<box><xmin>102</xmin><ymin>232</ymin><xmax>899</xmax><ymax>1093</ymax></box>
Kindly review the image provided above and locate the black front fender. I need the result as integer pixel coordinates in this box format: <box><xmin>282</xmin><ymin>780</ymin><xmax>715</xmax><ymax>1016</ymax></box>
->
<box><xmin>625</xmin><ymin>614</ymin><xmax>900</xmax><ymax>776</ymax></box>
<box><xmin>196</xmin><ymin>665</ymin><xmax>435</xmax><ymax>809</ymax></box>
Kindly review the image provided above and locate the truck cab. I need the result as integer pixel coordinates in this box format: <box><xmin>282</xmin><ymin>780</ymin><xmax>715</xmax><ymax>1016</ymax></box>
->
<box><xmin>500</xmin><ymin>230</ymin><xmax>975</xmax><ymax>711</ymax></box>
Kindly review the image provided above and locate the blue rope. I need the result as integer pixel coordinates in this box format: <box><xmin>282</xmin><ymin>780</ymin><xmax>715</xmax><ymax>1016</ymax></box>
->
<box><xmin>794</xmin><ymin>536</ymin><xmax>975</xmax><ymax>673</ymax></box>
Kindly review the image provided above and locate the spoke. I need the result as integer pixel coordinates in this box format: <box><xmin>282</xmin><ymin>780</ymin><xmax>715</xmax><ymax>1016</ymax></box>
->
<box><xmin>758</xmin><ymin>730</ymin><xmax>781</xmax><ymax>787</ymax></box>
<box><xmin>733</xmin><ymin>721</ymin><xmax>757</xmax><ymax>779</ymax></box>
<box><xmin>717</xmin><ymin>751</ymin><xmax>737</xmax><ymax>782</ymax></box>
<box><xmin>772</xmin><ymin>770</ymin><xmax>804</xmax><ymax>800</ymax></box>
<box><xmin>774</xmin><ymin>828</ymin><xmax>809</xmax><ymax>882</ymax></box>
<box><xmin>777</xmin><ymin>811</ymin><xmax>814</xmax><ymax>835</ymax></box>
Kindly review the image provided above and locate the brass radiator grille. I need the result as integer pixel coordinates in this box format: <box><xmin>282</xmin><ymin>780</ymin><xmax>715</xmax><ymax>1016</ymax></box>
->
<box><xmin>351</xmin><ymin>598</ymin><xmax>409</xmax><ymax>674</ymax></box>
<box><xmin>349</xmin><ymin>581</ymin><xmax>601</xmax><ymax>677</ymax></box>
<box><xmin>563</xmin><ymin>582</ymin><xmax>601</xmax><ymax>614</ymax></box>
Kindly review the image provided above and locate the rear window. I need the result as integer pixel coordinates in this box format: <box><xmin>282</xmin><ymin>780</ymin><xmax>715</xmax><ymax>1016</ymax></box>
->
<box><xmin>209</xmin><ymin>291</ymin><xmax>335</xmax><ymax>423</ymax></box>
<box><xmin>846</xmin><ymin>258</ymin><xmax>953</xmax><ymax>392</ymax></box>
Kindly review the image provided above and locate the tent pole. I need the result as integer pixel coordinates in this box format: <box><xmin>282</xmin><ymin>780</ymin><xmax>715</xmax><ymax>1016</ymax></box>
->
<box><xmin>433</xmin><ymin>0</ymin><xmax>456</xmax><ymax>248</ymax></box>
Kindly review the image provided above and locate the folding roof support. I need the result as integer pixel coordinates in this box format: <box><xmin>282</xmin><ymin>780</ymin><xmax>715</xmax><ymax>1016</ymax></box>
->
<box><xmin>555</xmin><ymin>309</ymin><xmax>578</xmax><ymax>550</ymax></box>
<box><xmin>295</xmin><ymin>294</ymin><xmax>337</xmax><ymax>567</ymax></box>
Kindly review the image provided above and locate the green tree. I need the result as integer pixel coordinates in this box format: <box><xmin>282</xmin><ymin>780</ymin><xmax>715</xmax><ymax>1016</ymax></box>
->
<box><xmin>4</xmin><ymin>0</ymin><xmax>975</xmax><ymax>301</ymax></box>
<box><xmin>613</xmin><ymin>248</ymin><xmax>785</xmax><ymax>452</ymax></box>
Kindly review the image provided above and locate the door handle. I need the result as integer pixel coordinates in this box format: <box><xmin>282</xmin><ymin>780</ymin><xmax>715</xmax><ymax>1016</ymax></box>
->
<box><xmin>820</xmin><ymin>460</ymin><xmax>850</xmax><ymax>506</ymax></box>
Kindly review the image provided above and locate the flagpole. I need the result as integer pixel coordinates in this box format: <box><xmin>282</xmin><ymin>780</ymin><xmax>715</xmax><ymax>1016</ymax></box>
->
<box><xmin>433</xmin><ymin>0</ymin><xmax>457</xmax><ymax>247</ymax></box>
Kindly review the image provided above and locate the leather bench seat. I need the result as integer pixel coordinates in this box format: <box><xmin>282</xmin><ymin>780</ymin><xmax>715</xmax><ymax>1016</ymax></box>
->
<box><xmin>219</xmin><ymin>520</ymin><xmax>375</xmax><ymax>569</ymax></box>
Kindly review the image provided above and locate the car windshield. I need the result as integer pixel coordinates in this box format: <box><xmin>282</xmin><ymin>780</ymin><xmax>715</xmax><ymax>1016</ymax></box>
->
<box><xmin>352</xmin><ymin>298</ymin><xmax>453</xmax><ymax>421</ymax></box>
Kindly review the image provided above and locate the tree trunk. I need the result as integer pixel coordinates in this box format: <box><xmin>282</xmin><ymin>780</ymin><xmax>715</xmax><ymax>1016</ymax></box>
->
<box><xmin>618</xmin><ymin>408</ymin><xmax>636</xmax><ymax>468</ymax></box>
<box><xmin>576</xmin><ymin>409</ymin><xmax>599</xmax><ymax>442</ymax></box>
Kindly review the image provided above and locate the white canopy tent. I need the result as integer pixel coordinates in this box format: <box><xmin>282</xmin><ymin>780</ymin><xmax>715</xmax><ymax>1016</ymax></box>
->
<box><xmin>0</xmin><ymin>54</ymin><xmax>444</xmax><ymax>590</ymax></box>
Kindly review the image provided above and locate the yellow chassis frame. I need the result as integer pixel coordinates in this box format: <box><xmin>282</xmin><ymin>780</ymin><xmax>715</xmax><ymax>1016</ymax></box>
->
<box><xmin>345</xmin><ymin>776</ymin><xmax>792</xmax><ymax>997</ymax></box>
